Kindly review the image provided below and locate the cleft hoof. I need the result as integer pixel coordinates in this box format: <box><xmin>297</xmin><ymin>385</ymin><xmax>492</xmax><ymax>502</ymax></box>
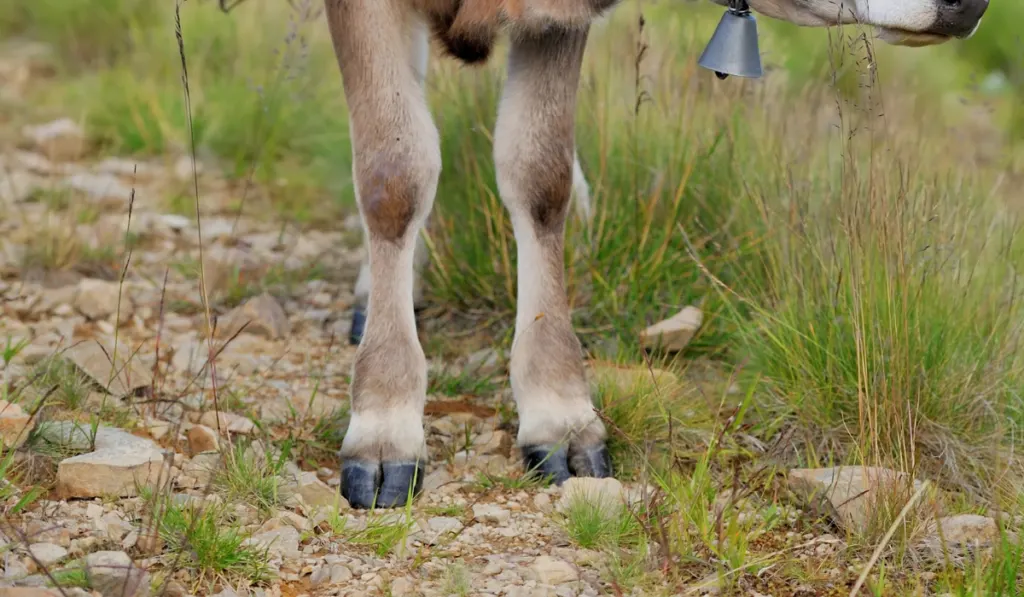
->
<box><xmin>569</xmin><ymin>444</ymin><xmax>612</xmax><ymax>478</ymax></box>
<box><xmin>340</xmin><ymin>459</ymin><xmax>424</xmax><ymax>509</ymax></box>
<box><xmin>521</xmin><ymin>444</ymin><xmax>571</xmax><ymax>486</ymax></box>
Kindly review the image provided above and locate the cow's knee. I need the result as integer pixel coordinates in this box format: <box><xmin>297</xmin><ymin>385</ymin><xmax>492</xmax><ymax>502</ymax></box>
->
<box><xmin>355</xmin><ymin>142</ymin><xmax>440</xmax><ymax>246</ymax></box>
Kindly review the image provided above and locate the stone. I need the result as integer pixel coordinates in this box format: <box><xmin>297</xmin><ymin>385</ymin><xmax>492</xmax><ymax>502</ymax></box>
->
<box><xmin>288</xmin><ymin>471</ymin><xmax>344</xmax><ymax>511</ymax></box>
<box><xmin>557</xmin><ymin>477</ymin><xmax>626</xmax><ymax>515</ymax></box>
<box><xmin>464</xmin><ymin>348</ymin><xmax>502</xmax><ymax>373</ymax></box>
<box><xmin>186</xmin><ymin>424</ymin><xmax>219</xmax><ymax>454</ymax></box>
<box><xmin>0</xmin><ymin>399</ymin><xmax>33</xmax><ymax>449</ymax></box>
<box><xmin>244</xmin><ymin>526</ymin><xmax>301</xmax><ymax>559</ymax></box>
<box><xmin>472</xmin><ymin>504</ymin><xmax>511</xmax><ymax>524</ymax></box>
<box><xmin>27</xmin><ymin>543</ymin><xmax>68</xmax><ymax>567</ymax></box>
<box><xmin>329</xmin><ymin>564</ymin><xmax>353</xmax><ymax>584</ymax></box>
<box><xmin>427</xmin><ymin>517</ymin><xmax>463</xmax><ymax>534</ymax></box>
<box><xmin>84</xmin><ymin>551</ymin><xmax>150</xmax><ymax>597</ymax></box>
<box><xmin>73</xmin><ymin>279</ymin><xmax>134</xmax><ymax>322</ymax></box>
<box><xmin>788</xmin><ymin>467</ymin><xmax>926</xmax><ymax>533</ymax></box>
<box><xmin>0</xmin><ymin>170</ymin><xmax>43</xmax><ymax>204</ymax></box>
<box><xmin>390</xmin><ymin>577</ymin><xmax>414</xmax><ymax>596</ymax></box>
<box><xmin>63</xmin><ymin>173</ymin><xmax>132</xmax><ymax>206</ymax></box>
<box><xmin>533</xmin><ymin>493</ymin><xmax>553</xmax><ymax>513</ymax></box>
<box><xmin>198</xmin><ymin>410</ymin><xmax>254</xmax><ymax>435</ymax></box>
<box><xmin>531</xmin><ymin>556</ymin><xmax>578</xmax><ymax>585</ymax></box>
<box><xmin>638</xmin><ymin>306</ymin><xmax>703</xmax><ymax>352</ymax></box>
<box><xmin>217</xmin><ymin>293</ymin><xmax>290</xmax><ymax>340</ymax></box>
<box><xmin>56</xmin><ymin>425</ymin><xmax>167</xmax><ymax>499</ymax></box>
<box><xmin>0</xmin><ymin>590</ymin><xmax>63</xmax><ymax>597</ymax></box>
<box><xmin>66</xmin><ymin>339</ymin><xmax>152</xmax><ymax>397</ymax></box>
<box><xmin>920</xmin><ymin>514</ymin><xmax>1005</xmax><ymax>554</ymax></box>
<box><xmin>22</xmin><ymin>118</ymin><xmax>85</xmax><ymax>161</ymax></box>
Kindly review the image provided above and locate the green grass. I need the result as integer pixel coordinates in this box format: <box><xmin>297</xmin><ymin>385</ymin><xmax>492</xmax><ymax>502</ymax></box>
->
<box><xmin>141</xmin><ymin>488</ymin><xmax>274</xmax><ymax>591</ymax></box>
<box><xmin>212</xmin><ymin>440</ymin><xmax>290</xmax><ymax>515</ymax></box>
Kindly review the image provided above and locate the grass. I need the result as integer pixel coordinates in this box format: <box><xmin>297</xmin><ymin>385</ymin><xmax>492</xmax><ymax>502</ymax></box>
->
<box><xmin>141</xmin><ymin>488</ymin><xmax>274</xmax><ymax>591</ymax></box>
<box><xmin>212</xmin><ymin>439</ymin><xmax>289</xmax><ymax>515</ymax></box>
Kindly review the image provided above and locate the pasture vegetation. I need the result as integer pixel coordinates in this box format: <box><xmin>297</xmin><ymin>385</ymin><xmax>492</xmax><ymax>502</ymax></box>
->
<box><xmin>3</xmin><ymin>0</ymin><xmax>1024</xmax><ymax>594</ymax></box>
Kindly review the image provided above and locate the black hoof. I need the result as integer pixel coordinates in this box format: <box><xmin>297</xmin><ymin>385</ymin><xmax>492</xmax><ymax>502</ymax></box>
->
<box><xmin>349</xmin><ymin>306</ymin><xmax>366</xmax><ymax>346</ymax></box>
<box><xmin>569</xmin><ymin>444</ymin><xmax>612</xmax><ymax>478</ymax></box>
<box><xmin>522</xmin><ymin>443</ymin><xmax>613</xmax><ymax>486</ymax></box>
<box><xmin>340</xmin><ymin>459</ymin><xmax>424</xmax><ymax>509</ymax></box>
<box><xmin>522</xmin><ymin>444</ymin><xmax>571</xmax><ymax>486</ymax></box>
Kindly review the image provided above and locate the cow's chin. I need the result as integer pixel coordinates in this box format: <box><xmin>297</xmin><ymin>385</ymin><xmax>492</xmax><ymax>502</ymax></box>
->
<box><xmin>875</xmin><ymin>28</ymin><xmax>951</xmax><ymax>47</ymax></box>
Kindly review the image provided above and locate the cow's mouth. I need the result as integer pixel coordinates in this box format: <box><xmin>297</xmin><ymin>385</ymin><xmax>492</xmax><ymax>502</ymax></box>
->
<box><xmin>875</xmin><ymin>27</ymin><xmax>951</xmax><ymax>47</ymax></box>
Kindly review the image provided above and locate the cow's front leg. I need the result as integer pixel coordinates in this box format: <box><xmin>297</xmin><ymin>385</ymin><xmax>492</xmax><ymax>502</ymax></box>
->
<box><xmin>494</xmin><ymin>24</ymin><xmax>611</xmax><ymax>484</ymax></box>
<box><xmin>326</xmin><ymin>1</ymin><xmax>438</xmax><ymax>509</ymax></box>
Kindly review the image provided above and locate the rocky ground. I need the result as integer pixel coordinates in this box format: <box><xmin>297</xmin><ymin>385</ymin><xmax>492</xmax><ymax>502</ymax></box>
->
<box><xmin>0</xmin><ymin>51</ymin><xmax>1017</xmax><ymax>597</ymax></box>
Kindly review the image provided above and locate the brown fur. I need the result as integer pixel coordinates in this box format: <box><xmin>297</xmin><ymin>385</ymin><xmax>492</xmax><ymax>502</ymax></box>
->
<box><xmin>414</xmin><ymin>0</ymin><xmax>621</xmax><ymax>64</ymax></box>
<box><xmin>358</xmin><ymin>156</ymin><xmax>420</xmax><ymax>242</ymax></box>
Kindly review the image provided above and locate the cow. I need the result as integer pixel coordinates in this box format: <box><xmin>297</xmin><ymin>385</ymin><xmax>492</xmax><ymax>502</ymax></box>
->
<box><xmin>323</xmin><ymin>0</ymin><xmax>988</xmax><ymax>509</ymax></box>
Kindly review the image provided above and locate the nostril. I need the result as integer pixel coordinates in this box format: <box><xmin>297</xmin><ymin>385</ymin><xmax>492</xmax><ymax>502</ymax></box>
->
<box><xmin>941</xmin><ymin>0</ymin><xmax>961</xmax><ymax>6</ymax></box>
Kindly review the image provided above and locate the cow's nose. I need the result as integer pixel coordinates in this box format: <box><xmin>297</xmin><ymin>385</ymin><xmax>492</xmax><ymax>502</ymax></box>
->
<box><xmin>929</xmin><ymin>0</ymin><xmax>989</xmax><ymax>38</ymax></box>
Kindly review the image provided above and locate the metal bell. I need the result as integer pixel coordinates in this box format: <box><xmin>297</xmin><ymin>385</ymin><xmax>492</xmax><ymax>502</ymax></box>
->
<box><xmin>698</xmin><ymin>0</ymin><xmax>763</xmax><ymax>80</ymax></box>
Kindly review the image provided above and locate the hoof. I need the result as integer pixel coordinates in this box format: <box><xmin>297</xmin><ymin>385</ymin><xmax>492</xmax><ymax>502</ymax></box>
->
<box><xmin>522</xmin><ymin>444</ymin><xmax>571</xmax><ymax>485</ymax></box>
<box><xmin>522</xmin><ymin>443</ymin><xmax>612</xmax><ymax>486</ymax></box>
<box><xmin>340</xmin><ymin>459</ymin><xmax>424</xmax><ymax>509</ymax></box>
<box><xmin>349</xmin><ymin>306</ymin><xmax>366</xmax><ymax>346</ymax></box>
<box><xmin>569</xmin><ymin>444</ymin><xmax>612</xmax><ymax>478</ymax></box>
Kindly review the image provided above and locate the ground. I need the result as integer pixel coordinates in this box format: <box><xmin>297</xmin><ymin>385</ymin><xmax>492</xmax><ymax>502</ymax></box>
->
<box><xmin>2</xmin><ymin>0</ymin><xmax>1024</xmax><ymax>596</ymax></box>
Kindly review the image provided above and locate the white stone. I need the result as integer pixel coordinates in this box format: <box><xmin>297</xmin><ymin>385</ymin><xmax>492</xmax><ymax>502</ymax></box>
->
<box><xmin>530</xmin><ymin>556</ymin><xmax>578</xmax><ymax>585</ymax></box>
<box><xmin>638</xmin><ymin>305</ymin><xmax>703</xmax><ymax>352</ymax></box>
<box><xmin>28</xmin><ymin>543</ymin><xmax>68</xmax><ymax>566</ymax></box>
<box><xmin>57</xmin><ymin>425</ymin><xmax>166</xmax><ymax>499</ymax></box>
<box><xmin>472</xmin><ymin>504</ymin><xmax>511</xmax><ymax>524</ymax></box>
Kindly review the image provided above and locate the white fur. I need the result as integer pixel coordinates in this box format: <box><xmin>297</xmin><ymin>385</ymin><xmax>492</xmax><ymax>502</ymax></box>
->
<box><xmin>340</xmin><ymin>407</ymin><xmax>427</xmax><ymax>459</ymax></box>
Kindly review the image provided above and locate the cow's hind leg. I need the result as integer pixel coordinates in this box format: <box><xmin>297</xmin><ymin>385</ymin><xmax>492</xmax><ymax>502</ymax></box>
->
<box><xmin>494</xmin><ymin>25</ymin><xmax>611</xmax><ymax>484</ymax></box>
<box><xmin>326</xmin><ymin>0</ymin><xmax>439</xmax><ymax>509</ymax></box>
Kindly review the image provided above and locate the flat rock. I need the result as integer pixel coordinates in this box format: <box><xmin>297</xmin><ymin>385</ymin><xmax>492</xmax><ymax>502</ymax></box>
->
<box><xmin>0</xmin><ymin>590</ymin><xmax>64</xmax><ymax>597</ymax></box>
<box><xmin>530</xmin><ymin>555</ymin><xmax>578</xmax><ymax>585</ymax></box>
<box><xmin>73</xmin><ymin>279</ymin><xmax>134</xmax><ymax>322</ymax></box>
<box><xmin>244</xmin><ymin>525</ymin><xmax>301</xmax><ymax>559</ymax></box>
<box><xmin>920</xmin><ymin>514</ymin><xmax>1005</xmax><ymax>554</ymax></box>
<box><xmin>0</xmin><ymin>170</ymin><xmax>43</xmax><ymax>204</ymax></box>
<box><xmin>27</xmin><ymin>543</ymin><xmax>67</xmax><ymax>566</ymax></box>
<box><xmin>472</xmin><ymin>504</ymin><xmax>511</xmax><ymax>524</ymax></box>
<box><xmin>557</xmin><ymin>477</ymin><xmax>626</xmax><ymax>515</ymax></box>
<box><xmin>198</xmin><ymin>410</ymin><xmax>254</xmax><ymax>435</ymax></box>
<box><xmin>217</xmin><ymin>292</ymin><xmax>290</xmax><ymax>340</ymax></box>
<box><xmin>84</xmin><ymin>551</ymin><xmax>149</xmax><ymax>597</ymax></box>
<box><xmin>66</xmin><ymin>339</ymin><xmax>152</xmax><ymax>397</ymax></box>
<box><xmin>287</xmin><ymin>470</ymin><xmax>344</xmax><ymax>511</ymax></box>
<box><xmin>22</xmin><ymin>118</ymin><xmax>85</xmax><ymax>161</ymax></box>
<box><xmin>56</xmin><ymin>425</ymin><xmax>166</xmax><ymax>499</ymax></box>
<box><xmin>788</xmin><ymin>466</ymin><xmax>925</xmax><ymax>533</ymax></box>
<box><xmin>427</xmin><ymin>517</ymin><xmax>464</xmax><ymax>534</ymax></box>
<box><xmin>639</xmin><ymin>306</ymin><xmax>703</xmax><ymax>352</ymax></box>
<box><xmin>63</xmin><ymin>173</ymin><xmax>132</xmax><ymax>206</ymax></box>
<box><xmin>0</xmin><ymin>399</ymin><xmax>33</xmax><ymax>449</ymax></box>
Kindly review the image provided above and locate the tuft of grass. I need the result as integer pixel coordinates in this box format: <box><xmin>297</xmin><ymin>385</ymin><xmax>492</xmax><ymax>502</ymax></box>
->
<box><xmin>212</xmin><ymin>440</ymin><xmax>288</xmax><ymax>515</ymax></box>
<box><xmin>471</xmin><ymin>470</ymin><xmax>548</xmax><ymax>492</ymax></box>
<box><xmin>344</xmin><ymin>512</ymin><xmax>416</xmax><ymax>558</ymax></box>
<box><xmin>440</xmin><ymin>562</ymin><xmax>472</xmax><ymax>597</ymax></box>
<box><xmin>29</xmin><ymin>356</ymin><xmax>93</xmax><ymax>411</ymax></box>
<box><xmin>560</xmin><ymin>495</ymin><xmax>644</xmax><ymax>551</ymax></box>
<box><xmin>428</xmin><ymin>366</ymin><xmax>499</xmax><ymax>398</ymax></box>
<box><xmin>142</xmin><ymin>489</ymin><xmax>274</xmax><ymax>591</ymax></box>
